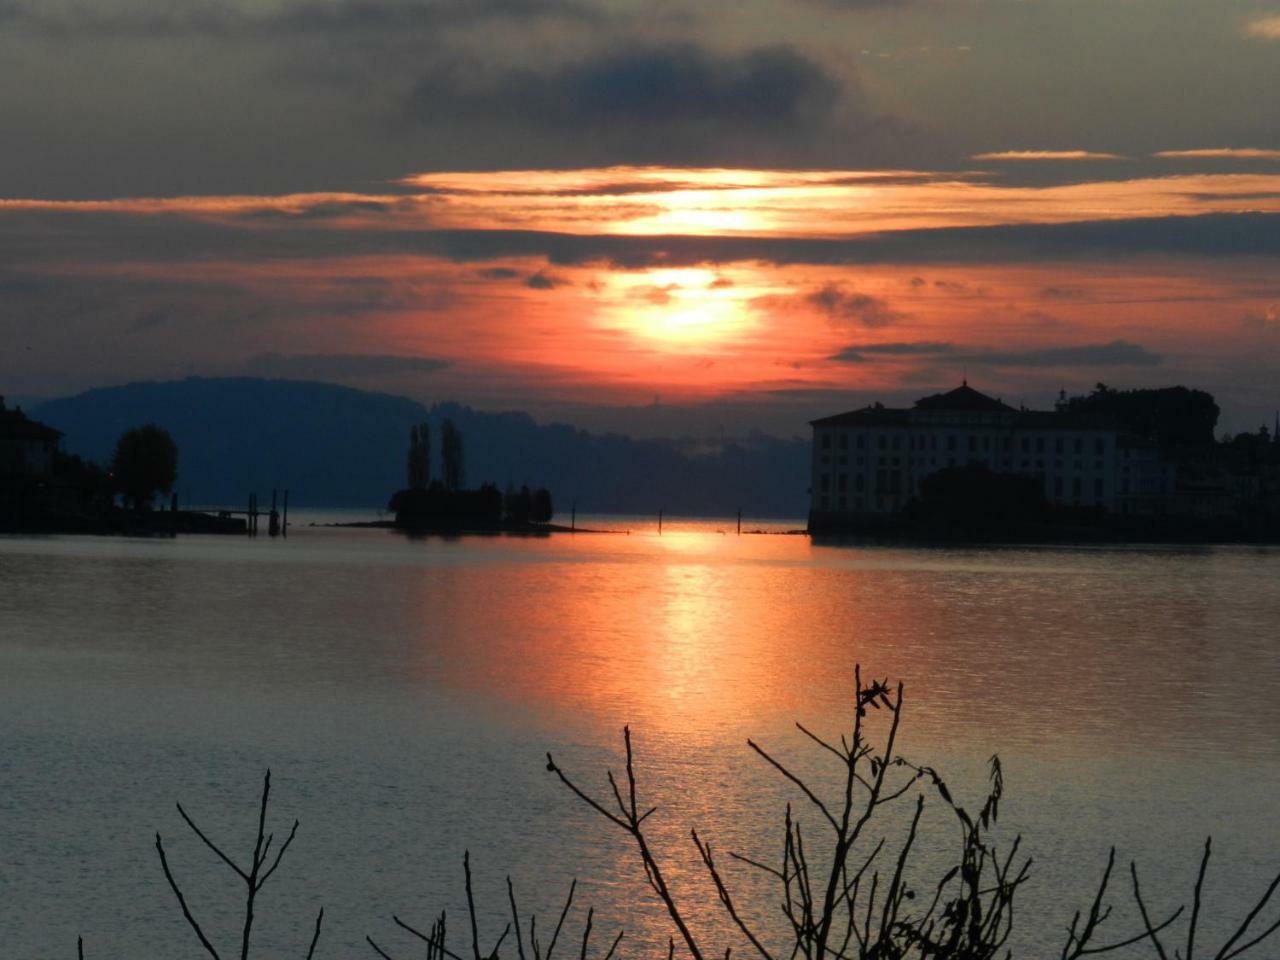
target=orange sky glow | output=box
[5,166,1280,429]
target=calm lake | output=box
[2,519,1279,959]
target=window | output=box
[821,433,831,449]
[838,474,847,491]
[1094,478,1103,499]
[1021,437,1030,453]
[892,435,901,451]
[878,435,886,451]
[839,433,848,450]
[1055,437,1064,454]
[1074,437,1084,454]
[948,435,957,451]
[1003,437,1012,452]
[1096,438,1105,455]
[968,435,977,452]
[1072,477,1082,499]
[821,474,830,491]
[857,434,865,450]
[856,474,865,493]
[1036,437,1045,453]
[1054,477,1063,497]
[983,436,991,451]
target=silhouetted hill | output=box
[34,378,810,516]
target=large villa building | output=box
[809,383,1175,523]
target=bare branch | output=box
[465,851,482,960]
[508,877,527,960]
[747,740,837,830]
[1130,862,1173,960]
[156,832,223,960]
[258,820,299,888]
[306,907,324,960]
[545,879,577,960]
[579,907,593,960]
[176,802,248,881]
[693,829,776,960]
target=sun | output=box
[602,268,757,348]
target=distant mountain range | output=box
[33,378,810,517]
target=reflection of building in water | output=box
[808,383,1176,519]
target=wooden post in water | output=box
[269,488,280,537]
[247,493,254,536]
[737,507,742,535]
[571,499,576,532]
[282,489,289,538]
[658,509,663,535]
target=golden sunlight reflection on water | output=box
[2,525,1279,958]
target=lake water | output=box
[2,519,1279,959]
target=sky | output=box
[2,0,1279,437]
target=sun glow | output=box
[602,268,757,348]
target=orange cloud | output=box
[1155,148,1280,160]
[971,150,1125,161]
[1246,15,1280,40]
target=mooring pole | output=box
[247,493,253,536]
[658,509,663,534]
[737,507,742,535]
[571,499,576,532]
[282,489,289,538]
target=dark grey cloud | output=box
[829,339,1162,368]
[405,43,858,164]
[7,210,1280,272]
[243,352,452,380]
[1039,285,1087,300]
[805,285,902,328]
[834,341,955,360]
[477,267,520,279]
[0,0,599,39]
[965,340,1161,368]
[525,271,569,289]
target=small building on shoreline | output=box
[0,397,62,479]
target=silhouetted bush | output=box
[74,669,1280,960]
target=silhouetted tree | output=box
[504,484,532,524]
[1062,384,1220,449]
[532,487,553,523]
[441,419,464,491]
[111,425,177,510]
[407,422,430,490]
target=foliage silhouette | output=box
[74,670,1280,960]
[110,424,177,510]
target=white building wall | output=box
[811,421,1120,515]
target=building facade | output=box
[809,384,1143,519]
[0,398,61,479]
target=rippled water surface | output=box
[2,519,1279,959]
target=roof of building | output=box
[811,383,1013,427]
[810,383,1120,431]
[810,405,911,427]
[0,401,62,441]
[913,383,1016,413]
